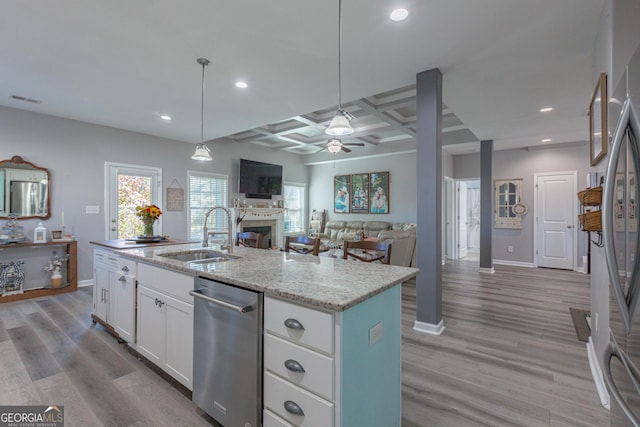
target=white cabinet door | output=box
[113,274,136,343]
[164,294,194,389]
[137,285,164,366]
[93,263,109,322]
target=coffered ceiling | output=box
[0,1,604,158]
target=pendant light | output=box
[325,0,355,137]
[192,57,213,161]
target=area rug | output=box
[569,308,591,342]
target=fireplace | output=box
[242,226,272,249]
[231,208,285,249]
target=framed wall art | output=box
[350,173,369,213]
[369,172,390,214]
[334,175,350,213]
[589,72,608,166]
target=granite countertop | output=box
[115,242,419,312]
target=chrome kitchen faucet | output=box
[202,206,232,253]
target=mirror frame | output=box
[0,155,51,220]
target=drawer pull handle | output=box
[119,276,126,282]
[284,400,305,416]
[121,266,129,273]
[284,359,305,373]
[284,318,305,330]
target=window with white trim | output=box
[284,182,305,233]
[188,171,228,241]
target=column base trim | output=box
[478,267,495,274]
[413,319,445,335]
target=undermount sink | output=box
[159,250,238,264]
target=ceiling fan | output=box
[326,137,364,153]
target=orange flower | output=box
[135,204,162,222]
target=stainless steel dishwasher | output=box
[190,277,263,427]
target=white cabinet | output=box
[263,286,402,427]
[263,296,336,427]
[136,262,194,390]
[92,248,137,344]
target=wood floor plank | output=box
[34,372,103,427]
[0,339,42,405]
[7,325,61,382]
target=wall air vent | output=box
[10,95,42,104]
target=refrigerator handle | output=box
[603,97,634,333]
[603,342,640,427]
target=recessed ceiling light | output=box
[235,81,248,89]
[539,107,553,112]
[541,138,552,143]
[390,8,409,21]
[160,115,172,121]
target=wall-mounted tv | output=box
[238,159,283,197]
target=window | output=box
[188,171,228,241]
[284,182,305,233]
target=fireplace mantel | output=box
[231,208,285,249]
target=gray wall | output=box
[0,106,307,282]
[453,144,592,266]
[307,152,417,224]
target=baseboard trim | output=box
[478,267,495,274]
[78,279,94,288]
[413,320,445,335]
[576,266,586,274]
[493,259,535,268]
[587,337,610,409]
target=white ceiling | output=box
[0,1,604,158]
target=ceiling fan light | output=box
[192,143,212,161]
[326,113,354,136]
[327,138,342,153]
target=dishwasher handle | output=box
[190,289,254,313]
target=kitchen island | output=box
[93,241,419,427]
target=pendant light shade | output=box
[192,143,212,160]
[192,57,212,161]
[326,111,354,136]
[325,0,355,137]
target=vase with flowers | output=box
[135,204,162,237]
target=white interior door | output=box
[457,181,468,259]
[536,172,576,269]
[444,178,455,260]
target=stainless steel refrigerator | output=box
[603,42,640,426]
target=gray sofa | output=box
[313,220,416,267]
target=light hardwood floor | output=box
[0,259,608,426]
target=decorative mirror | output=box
[0,156,50,219]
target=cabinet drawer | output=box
[94,249,118,267]
[265,297,334,354]
[264,333,334,401]
[264,372,333,427]
[137,262,193,303]
[264,409,294,427]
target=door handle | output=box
[567,225,573,229]
[284,400,305,416]
[189,289,254,313]
[284,359,306,373]
[119,276,126,282]
[121,266,129,273]
[603,342,640,426]
[284,318,305,330]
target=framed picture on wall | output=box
[350,173,369,213]
[334,175,350,213]
[589,72,608,166]
[369,172,390,214]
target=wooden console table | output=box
[0,240,77,303]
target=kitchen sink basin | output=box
[159,250,237,263]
